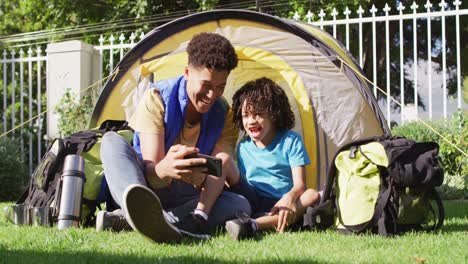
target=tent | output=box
[91,9,390,190]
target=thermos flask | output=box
[57,154,85,229]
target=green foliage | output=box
[0,0,200,43]
[54,89,94,138]
[0,138,29,201]
[392,112,468,199]
[438,172,468,200]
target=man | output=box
[97,32,249,243]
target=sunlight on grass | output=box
[0,201,466,263]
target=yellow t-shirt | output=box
[129,89,237,156]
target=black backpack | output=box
[303,136,445,236]
[15,120,133,227]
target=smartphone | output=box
[184,153,222,177]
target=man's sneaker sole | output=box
[123,184,182,243]
[178,229,211,240]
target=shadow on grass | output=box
[441,222,468,233]
[0,248,327,264]
[443,200,468,219]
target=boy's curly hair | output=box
[187,32,238,72]
[232,77,295,132]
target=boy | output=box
[226,77,320,240]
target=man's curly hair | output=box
[187,32,238,72]
[232,77,295,132]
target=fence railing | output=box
[1,2,467,174]
[1,46,47,175]
[292,0,467,126]
[95,32,146,84]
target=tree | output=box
[264,0,468,113]
[1,0,466,110]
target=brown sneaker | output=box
[95,209,132,232]
[225,211,256,240]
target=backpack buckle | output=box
[349,146,358,159]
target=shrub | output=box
[391,112,467,199]
[0,138,29,201]
[54,89,94,138]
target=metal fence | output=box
[1,46,47,174]
[1,2,467,173]
[293,1,467,125]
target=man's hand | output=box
[155,144,208,187]
[269,194,297,233]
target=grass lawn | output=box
[0,201,466,264]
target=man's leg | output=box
[99,132,181,242]
[100,131,146,206]
[123,184,182,243]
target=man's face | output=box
[184,65,229,113]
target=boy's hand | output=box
[155,144,208,186]
[269,194,297,233]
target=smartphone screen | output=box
[184,153,222,177]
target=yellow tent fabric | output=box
[91,10,389,190]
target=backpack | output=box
[15,120,133,227]
[303,136,445,236]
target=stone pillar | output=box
[46,40,100,139]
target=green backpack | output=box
[13,120,133,227]
[304,136,445,236]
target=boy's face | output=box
[241,101,275,148]
[184,65,229,114]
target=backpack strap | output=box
[98,120,133,132]
[428,188,445,231]
[339,145,397,235]
[323,136,384,200]
[371,177,393,233]
[304,136,387,230]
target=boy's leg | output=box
[167,191,251,233]
[195,152,237,215]
[256,188,320,231]
[228,177,259,214]
[196,173,225,215]
[295,188,321,216]
[208,191,251,229]
[224,196,274,240]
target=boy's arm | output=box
[211,108,240,186]
[271,165,307,232]
[287,166,307,200]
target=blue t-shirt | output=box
[237,130,311,199]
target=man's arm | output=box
[139,132,169,188]
[139,132,208,188]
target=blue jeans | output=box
[100,131,251,230]
[229,177,278,217]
